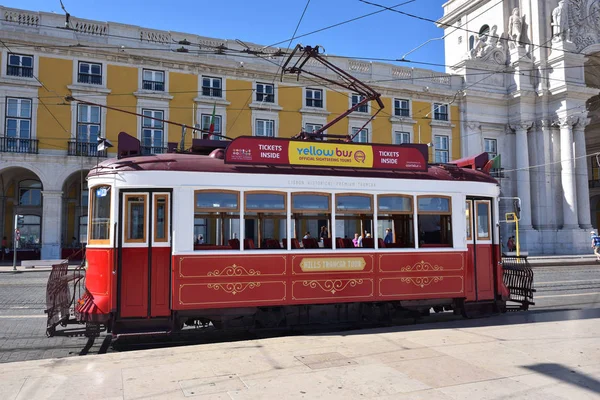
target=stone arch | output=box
[61,169,90,251]
[0,166,44,260]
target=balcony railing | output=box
[68,140,107,157]
[0,137,38,153]
[142,80,164,91]
[202,87,222,97]
[7,65,33,78]
[77,73,102,85]
[141,145,166,155]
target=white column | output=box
[574,121,592,228]
[559,118,579,229]
[41,190,63,260]
[538,119,555,228]
[514,122,533,228]
[551,125,563,226]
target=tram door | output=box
[119,191,172,318]
[465,198,495,301]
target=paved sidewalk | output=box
[1,309,599,399]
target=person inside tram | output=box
[197,234,204,244]
[303,231,311,239]
[419,216,441,243]
[319,225,328,241]
[352,233,360,247]
[384,228,393,244]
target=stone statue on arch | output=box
[551,0,570,42]
[508,7,524,49]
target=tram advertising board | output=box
[224,137,428,171]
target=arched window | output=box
[469,35,475,50]
[18,179,41,206]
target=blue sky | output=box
[4,0,448,70]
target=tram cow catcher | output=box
[44,44,532,341]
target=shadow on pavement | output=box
[524,363,600,394]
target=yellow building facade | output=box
[0,6,463,260]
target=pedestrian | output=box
[591,231,600,261]
[1,236,7,261]
[507,236,515,252]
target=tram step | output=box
[114,329,172,338]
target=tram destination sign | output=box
[224,137,428,171]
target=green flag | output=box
[490,154,501,169]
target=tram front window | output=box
[417,196,452,247]
[377,195,414,248]
[194,190,240,250]
[292,193,331,249]
[336,194,373,248]
[89,185,111,244]
[245,192,286,250]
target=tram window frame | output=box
[194,190,240,251]
[88,185,111,245]
[244,191,287,250]
[336,193,374,249]
[465,200,473,241]
[124,194,148,244]
[291,192,331,250]
[417,195,453,247]
[475,200,491,240]
[377,194,414,248]
[153,193,169,244]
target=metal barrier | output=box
[45,249,86,337]
[502,255,535,310]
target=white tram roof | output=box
[90,152,498,186]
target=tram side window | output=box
[476,200,491,239]
[466,200,473,241]
[154,195,169,243]
[336,194,374,248]
[377,195,414,248]
[292,193,331,249]
[194,191,240,251]
[245,192,286,250]
[125,195,147,243]
[417,196,452,247]
[89,186,111,244]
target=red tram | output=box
[44,45,528,341]
[46,134,514,339]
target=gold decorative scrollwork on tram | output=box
[400,276,443,288]
[302,279,363,295]
[400,260,444,272]
[207,264,261,277]
[206,282,261,295]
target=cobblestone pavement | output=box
[0,265,598,364]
